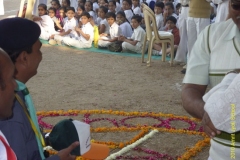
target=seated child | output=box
[92,0,99,12]
[119,15,146,54]
[51,0,61,18]
[154,2,164,31]
[108,0,116,14]
[132,0,141,15]
[152,16,180,56]
[48,7,63,31]
[51,7,78,44]
[62,11,94,48]
[98,12,121,47]
[122,0,134,22]
[96,6,109,34]
[116,11,132,38]
[75,5,85,23]
[203,71,240,160]
[85,1,97,25]
[59,7,67,27]
[163,2,178,26]
[33,4,57,40]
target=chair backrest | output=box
[142,4,162,42]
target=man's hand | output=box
[57,141,80,160]
[202,112,221,138]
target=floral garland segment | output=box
[37,109,209,160]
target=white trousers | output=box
[36,21,51,40]
[187,17,210,57]
[62,37,92,48]
[98,38,112,47]
[122,42,142,54]
[174,7,189,62]
[215,0,229,23]
[0,0,4,15]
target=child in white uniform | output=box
[85,1,97,25]
[48,7,63,31]
[34,4,57,40]
[132,0,141,15]
[62,12,94,48]
[122,0,134,22]
[52,7,78,44]
[154,2,164,31]
[119,15,146,54]
[98,12,122,47]
[116,11,133,38]
[108,0,117,14]
[97,6,110,34]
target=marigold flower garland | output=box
[37,109,209,160]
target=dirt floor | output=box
[1,1,210,159]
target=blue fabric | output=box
[15,80,45,160]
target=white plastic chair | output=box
[141,4,174,66]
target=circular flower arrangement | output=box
[38,109,210,160]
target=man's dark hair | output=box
[106,12,116,20]
[176,3,181,9]
[165,2,174,10]
[131,15,142,23]
[3,47,32,64]
[155,2,164,9]
[81,11,90,18]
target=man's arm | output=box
[181,83,207,119]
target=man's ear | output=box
[15,51,29,67]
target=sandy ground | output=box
[1,1,210,159]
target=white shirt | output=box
[70,0,78,11]
[39,15,56,35]
[116,2,121,13]
[78,22,94,44]
[0,0,4,15]
[63,17,78,37]
[131,25,145,48]
[132,6,142,15]
[180,0,189,5]
[120,21,133,38]
[155,14,164,31]
[100,19,110,34]
[109,22,121,39]
[183,19,240,88]
[93,2,99,12]
[124,10,134,23]
[88,11,97,24]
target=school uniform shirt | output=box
[100,19,110,34]
[0,131,17,160]
[93,2,99,12]
[155,13,164,31]
[0,91,60,160]
[124,9,134,23]
[120,21,133,38]
[63,17,78,37]
[116,2,121,13]
[131,25,145,48]
[109,22,121,39]
[132,6,141,15]
[40,15,56,35]
[78,22,94,45]
[88,11,97,24]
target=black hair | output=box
[63,0,71,6]
[99,6,108,14]
[105,12,116,20]
[117,11,127,20]
[4,46,32,64]
[77,5,85,11]
[114,0,120,4]
[165,2,174,10]
[38,3,47,11]
[108,0,116,6]
[166,16,177,24]
[104,0,109,4]
[48,7,57,14]
[66,6,75,12]
[85,1,93,11]
[155,2,164,9]
[122,0,132,6]
[131,14,142,23]
[78,0,86,5]
[81,11,90,18]
[59,6,66,12]
[51,0,61,7]
[176,3,181,9]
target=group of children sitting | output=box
[33,0,180,55]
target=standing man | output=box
[182,0,240,159]
[173,0,189,65]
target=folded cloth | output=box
[203,73,240,133]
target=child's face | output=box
[77,8,83,15]
[66,10,75,19]
[59,9,65,17]
[164,6,173,16]
[131,18,140,29]
[132,0,139,7]
[154,6,162,15]
[81,15,89,24]
[38,6,46,16]
[108,2,116,12]
[78,0,85,6]
[48,9,55,18]
[98,8,105,18]
[62,0,68,7]
[107,17,115,26]
[166,20,175,29]
[84,2,92,12]
[99,0,105,7]
[116,14,125,24]
[122,1,130,10]
[51,1,59,9]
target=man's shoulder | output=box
[209,19,234,35]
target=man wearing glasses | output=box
[182,0,240,159]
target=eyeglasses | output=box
[231,0,240,10]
